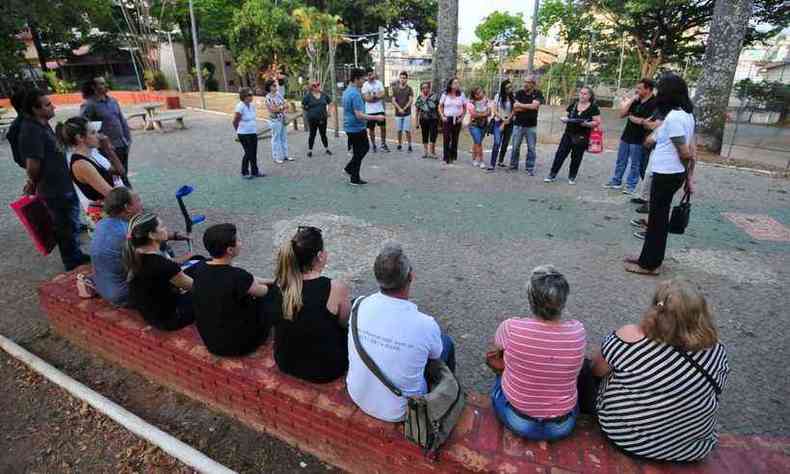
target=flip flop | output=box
[624,262,660,275]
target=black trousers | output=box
[308,118,329,150]
[238,133,260,175]
[639,172,686,270]
[442,118,462,163]
[114,145,132,187]
[420,118,439,144]
[549,132,587,180]
[345,130,370,180]
[43,193,88,270]
[639,146,651,179]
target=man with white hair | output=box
[346,242,455,422]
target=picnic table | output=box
[138,102,164,130]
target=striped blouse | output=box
[495,318,586,418]
[596,332,729,462]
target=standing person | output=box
[624,74,696,275]
[302,80,333,157]
[491,80,515,169]
[467,86,492,169]
[265,79,291,164]
[361,69,389,152]
[233,88,264,179]
[604,79,657,194]
[19,89,90,270]
[342,68,386,185]
[414,82,440,159]
[391,71,414,152]
[80,77,132,186]
[438,77,467,166]
[192,223,274,356]
[544,86,602,185]
[509,76,544,174]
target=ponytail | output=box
[275,240,304,320]
[122,213,159,280]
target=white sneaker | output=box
[285,156,295,161]
[274,159,284,164]
[568,179,576,185]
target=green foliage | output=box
[43,71,76,94]
[735,79,790,108]
[470,11,530,70]
[143,70,168,90]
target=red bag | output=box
[588,126,604,154]
[9,195,56,255]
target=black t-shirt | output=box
[302,92,331,123]
[192,264,269,356]
[70,153,115,201]
[513,89,544,127]
[564,101,601,138]
[265,277,348,383]
[18,118,73,198]
[128,253,183,327]
[621,96,657,144]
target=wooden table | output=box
[138,102,164,130]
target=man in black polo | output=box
[604,79,657,195]
[509,75,544,175]
[20,89,90,270]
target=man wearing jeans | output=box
[509,76,544,175]
[604,79,657,194]
[343,69,385,185]
[20,89,90,270]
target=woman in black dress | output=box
[545,86,602,185]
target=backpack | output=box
[7,116,26,168]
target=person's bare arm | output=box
[72,160,114,197]
[583,114,602,128]
[232,112,241,131]
[590,347,611,377]
[672,134,697,192]
[523,100,541,111]
[619,96,635,118]
[438,101,446,121]
[24,159,42,195]
[98,135,125,176]
[247,278,270,297]
[169,272,193,291]
[328,279,351,326]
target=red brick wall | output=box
[0,91,180,109]
[38,272,786,474]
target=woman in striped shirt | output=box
[490,265,587,441]
[591,279,729,462]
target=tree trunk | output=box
[694,0,753,154]
[432,0,458,91]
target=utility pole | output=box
[353,38,359,68]
[189,0,206,109]
[615,32,625,93]
[166,32,182,93]
[378,27,386,83]
[527,0,540,74]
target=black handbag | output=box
[669,192,691,234]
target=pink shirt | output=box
[495,317,586,418]
[440,92,467,117]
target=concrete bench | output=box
[151,112,186,132]
[39,271,783,474]
[124,111,147,125]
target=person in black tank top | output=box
[56,116,117,201]
[267,226,351,383]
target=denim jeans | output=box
[469,125,485,145]
[490,121,513,167]
[439,334,456,373]
[509,126,537,171]
[270,119,288,161]
[491,376,577,441]
[43,193,88,270]
[609,141,644,191]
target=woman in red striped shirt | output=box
[489,265,587,441]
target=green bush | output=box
[143,70,168,90]
[44,71,77,94]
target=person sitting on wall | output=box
[346,241,456,422]
[192,223,274,356]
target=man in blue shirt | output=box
[342,68,385,185]
[81,77,132,186]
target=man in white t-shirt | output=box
[361,69,389,153]
[346,242,455,422]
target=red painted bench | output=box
[39,272,789,473]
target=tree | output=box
[591,0,790,78]
[470,11,530,70]
[694,0,753,153]
[293,7,345,86]
[229,0,304,84]
[432,0,459,91]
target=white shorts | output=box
[395,116,412,132]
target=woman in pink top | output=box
[489,265,586,441]
[438,77,467,165]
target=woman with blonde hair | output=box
[268,226,350,383]
[591,279,729,462]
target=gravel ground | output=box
[0,107,788,469]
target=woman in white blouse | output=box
[438,77,467,166]
[232,88,264,179]
[625,73,696,275]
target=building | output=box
[159,41,242,93]
[370,36,433,85]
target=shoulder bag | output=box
[350,297,465,457]
[669,192,691,234]
[669,345,722,400]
